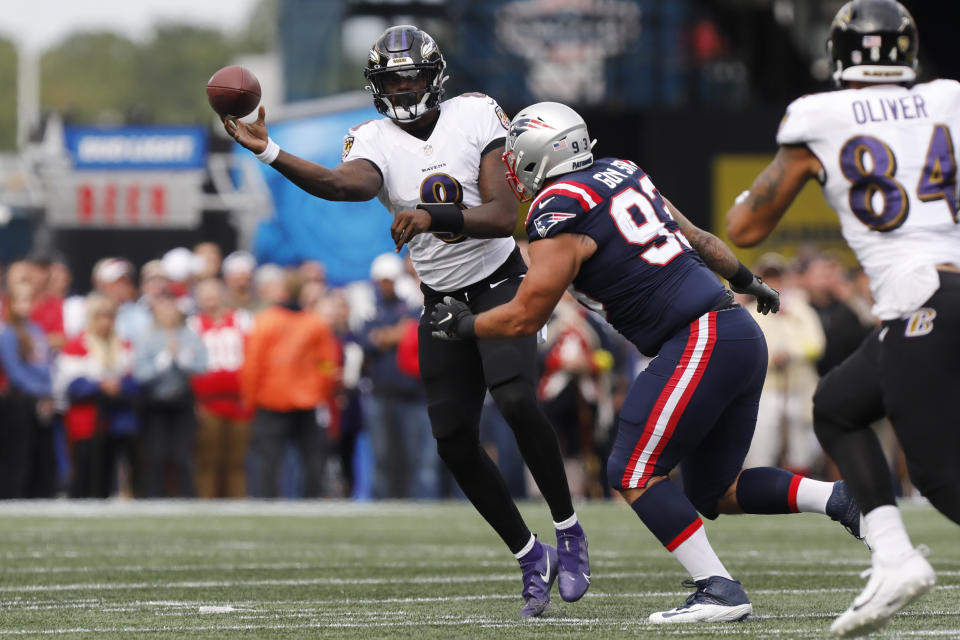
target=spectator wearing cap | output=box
[222,251,257,311]
[740,253,826,476]
[253,263,286,313]
[0,282,56,498]
[359,254,440,499]
[88,258,149,344]
[161,247,201,315]
[55,293,140,498]
[242,272,339,498]
[134,291,207,498]
[188,278,254,498]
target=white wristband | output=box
[256,138,280,165]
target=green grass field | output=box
[0,500,956,639]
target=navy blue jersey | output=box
[525,157,729,356]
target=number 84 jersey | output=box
[777,79,960,320]
[525,157,729,357]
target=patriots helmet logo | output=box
[509,116,555,141]
[533,212,576,238]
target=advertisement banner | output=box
[64,126,208,170]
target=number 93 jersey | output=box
[342,94,515,291]
[525,157,730,357]
[777,79,960,320]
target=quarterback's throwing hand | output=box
[392,208,431,252]
[430,296,476,340]
[222,105,269,154]
[733,275,780,315]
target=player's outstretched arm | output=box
[391,146,518,250]
[664,198,780,314]
[223,106,381,202]
[431,234,591,339]
[725,144,822,247]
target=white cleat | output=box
[649,577,753,623]
[831,545,936,637]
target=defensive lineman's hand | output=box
[732,275,780,315]
[430,296,475,340]
[222,105,269,154]
[391,208,432,252]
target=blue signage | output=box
[64,126,208,170]
[237,104,398,285]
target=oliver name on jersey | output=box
[525,157,730,356]
[778,79,960,319]
[343,93,515,292]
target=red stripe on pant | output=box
[620,318,703,488]
[666,517,704,552]
[639,313,718,487]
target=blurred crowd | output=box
[736,248,913,495]
[0,241,912,500]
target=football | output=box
[206,65,261,118]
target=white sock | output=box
[514,534,536,560]
[554,513,579,530]
[795,478,834,514]
[671,524,732,581]
[864,505,914,560]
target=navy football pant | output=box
[607,305,767,519]
[814,271,960,524]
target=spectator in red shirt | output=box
[55,293,140,498]
[188,278,254,498]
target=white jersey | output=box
[342,94,516,291]
[778,79,960,319]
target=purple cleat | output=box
[556,523,591,602]
[519,541,558,617]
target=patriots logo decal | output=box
[533,212,576,238]
[509,117,555,140]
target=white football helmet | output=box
[502,102,596,202]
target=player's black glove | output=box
[728,262,780,315]
[430,296,477,340]
[732,275,780,315]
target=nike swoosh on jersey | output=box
[539,196,556,208]
[490,277,510,288]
